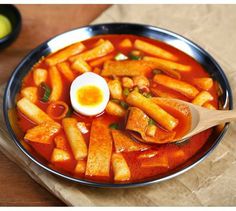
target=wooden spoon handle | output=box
[184,108,236,139]
[200,109,236,126]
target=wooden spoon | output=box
[175,99,235,143]
[128,98,235,144]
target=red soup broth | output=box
[15,34,219,183]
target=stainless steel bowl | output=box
[3,23,233,188]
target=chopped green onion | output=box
[111,99,120,104]
[129,54,141,60]
[40,82,51,102]
[123,88,130,96]
[65,106,73,117]
[148,118,156,126]
[133,87,140,93]
[152,69,162,75]
[129,50,142,60]
[114,53,128,61]
[143,92,152,98]
[120,101,129,109]
[109,123,119,130]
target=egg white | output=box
[70,72,110,116]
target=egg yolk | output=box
[77,85,103,107]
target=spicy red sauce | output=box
[16,34,219,183]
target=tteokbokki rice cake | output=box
[13,34,220,183]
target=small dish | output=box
[0,5,21,50]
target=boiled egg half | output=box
[70,72,110,116]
